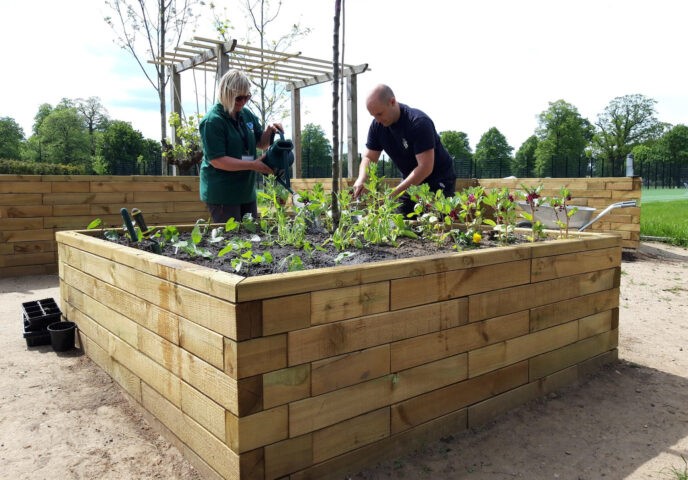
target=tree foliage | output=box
[534,100,593,177]
[513,135,538,177]
[0,117,25,160]
[593,94,665,172]
[96,120,147,175]
[1,97,159,174]
[474,127,513,178]
[440,130,472,177]
[38,106,91,167]
[300,123,332,178]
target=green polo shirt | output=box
[199,103,263,205]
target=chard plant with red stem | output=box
[550,186,578,238]
[407,184,450,244]
[519,183,547,242]
[483,187,518,244]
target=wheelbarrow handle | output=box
[578,200,637,232]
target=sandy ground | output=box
[1,241,686,480]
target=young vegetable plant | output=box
[519,184,547,242]
[444,186,486,249]
[483,187,518,245]
[349,167,417,247]
[172,218,213,258]
[87,218,121,242]
[550,186,578,238]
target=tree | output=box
[76,97,110,155]
[512,135,538,177]
[76,97,110,135]
[474,127,513,178]
[0,117,25,160]
[96,120,146,175]
[534,100,593,177]
[104,0,202,149]
[440,130,473,177]
[38,106,91,168]
[301,123,332,178]
[655,124,688,187]
[593,94,665,175]
[211,0,312,127]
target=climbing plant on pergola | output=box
[152,36,368,179]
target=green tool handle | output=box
[120,208,138,242]
[131,208,148,232]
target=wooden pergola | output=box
[152,36,369,177]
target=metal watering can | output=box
[263,131,295,194]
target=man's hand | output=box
[352,178,367,199]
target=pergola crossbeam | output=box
[153,37,368,177]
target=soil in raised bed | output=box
[113,226,527,278]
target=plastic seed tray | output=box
[22,320,52,347]
[22,298,62,331]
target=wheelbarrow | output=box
[517,200,637,232]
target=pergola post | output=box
[291,88,302,178]
[169,65,182,176]
[346,74,359,178]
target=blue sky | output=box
[1,0,687,152]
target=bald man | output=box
[353,84,456,215]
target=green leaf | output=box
[104,229,119,241]
[334,251,355,265]
[191,225,202,244]
[224,218,239,232]
[87,218,102,229]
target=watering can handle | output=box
[270,129,285,145]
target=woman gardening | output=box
[199,69,284,223]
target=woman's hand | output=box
[253,154,274,175]
[258,123,285,149]
[267,123,284,135]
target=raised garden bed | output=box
[57,225,621,479]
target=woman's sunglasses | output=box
[235,94,252,103]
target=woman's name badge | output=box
[241,155,254,161]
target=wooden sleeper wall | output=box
[2,175,640,278]
[0,175,208,278]
[57,229,621,479]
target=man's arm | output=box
[390,148,434,198]
[352,149,381,198]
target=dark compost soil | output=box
[117,228,519,278]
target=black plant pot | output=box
[47,321,76,352]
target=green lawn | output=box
[641,186,688,204]
[640,195,688,246]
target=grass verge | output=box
[641,199,688,247]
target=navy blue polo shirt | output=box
[366,103,455,188]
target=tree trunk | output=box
[331,0,341,228]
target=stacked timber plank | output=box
[478,176,642,250]
[0,175,208,277]
[57,228,621,479]
[2,175,640,278]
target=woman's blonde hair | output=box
[218,69,251,112]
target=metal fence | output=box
[295,153,688,188]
